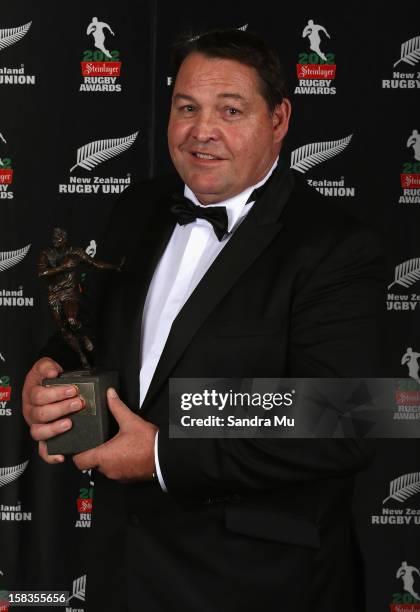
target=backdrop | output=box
[1,2,419,611]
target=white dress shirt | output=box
[139,159,278,490]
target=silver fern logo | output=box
[387,260,420,312]
[70,131,138,173]
[0,22,31,52]
[372,472,420,526]
[67,575,86,604]
[0,22,35,86]
[0,245,30,272]
[394,36,420,68]
[0,460,29,488]
[384,473,420,504]
[59,133,137,195]
[291,135,352,173]
[291,135,355,197]
[383,34,420,90]
[388,259,420,290]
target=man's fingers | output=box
[32,396,84,423]
[33,357,63,380]
[23,385,81,428]
[38,441,65,465]
[31,418,73,442]
[23,358,68,466]
[29,384,79,408]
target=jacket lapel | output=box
[141,164,295,411]
[118,190,179,409]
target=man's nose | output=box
[190,111,219,142]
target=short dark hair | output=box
[170,29,288,113]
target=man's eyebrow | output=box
[172,93,247,103]
[172,93,196,102]
[217,93,246,101]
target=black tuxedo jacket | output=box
[43,161,384,612]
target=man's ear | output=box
[272,99,292,145]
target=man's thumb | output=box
[106,388,131,423]
[107,387,119,400]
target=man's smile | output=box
[188,150,226,164]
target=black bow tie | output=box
[170,183,268,241]
[170,195,228,241]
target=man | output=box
[23,30,383,611]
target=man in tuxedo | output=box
[23,30,383,611]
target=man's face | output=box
[168,52,291,205]
[52,230,66,248]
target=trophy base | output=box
[43,369,118,456]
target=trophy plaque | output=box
[43,369,118,455]
[39,227,124,455]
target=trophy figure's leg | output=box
[63,298,92,368]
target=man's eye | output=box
[180,105,195,112]
[225,107,241,116]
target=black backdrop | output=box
[1,2,420,611]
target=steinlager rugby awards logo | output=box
[382,34,420,90]
[397,348,420,421]
[294,19,336,95]
[387,259,420,311]
[0,375,12,417]
[290,135,355,196]
[371,472,420,526]
[0,569,8,612]
[80,17,122,92]
[75,470,94,528]
[398,130,420,204]
[59,131,138,195]
[0,460,32,523]
[0,132,13,199]
[0,22,35,86]
[390,560,420,610]
[0,245,34,309]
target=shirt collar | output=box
[184,157,279,234]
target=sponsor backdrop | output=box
[0,1,419,610]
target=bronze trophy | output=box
[39,227,124,455]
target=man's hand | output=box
[73,388,158,483]
[22,357,84,464]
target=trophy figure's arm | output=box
[77,248,124,272]
[37,250,77,278]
